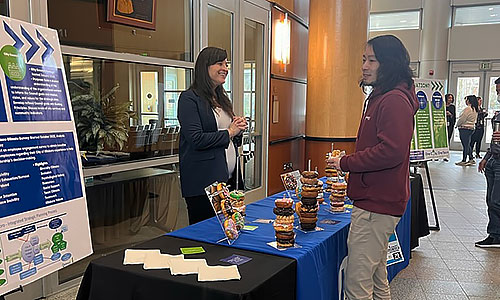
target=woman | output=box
[445,93,456,143]
[455,95,478,166]
[177,47,247,224]
[470,96,488,158]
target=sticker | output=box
[220,254,252,265]
[180,247,205,255]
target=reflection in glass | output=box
[485,77,499,144]
[48,0,193,61]
[453,77,480,142]
[208,5,233,99]
[243,19,264,191]
[64,55,191,165]
[0,0,7,16]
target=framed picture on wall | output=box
[107,0,157,30]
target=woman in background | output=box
[445,93,456,162]
[455,95,478,166]
[446,93,456,143]
[177,47,247,224]
[470,96,488,158]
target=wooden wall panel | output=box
[305,140,356,177]
[271,0,310,24]
[268,139,305,195]
[271,8,308,81]
[269,79,306,141]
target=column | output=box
[306,0,370,173]
[419,0,451,79]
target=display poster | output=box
[410,79,449,161]
[0,16,92,295]
[386,232,404,266]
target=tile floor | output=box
[391,151,500,300]
[48,151,500,300]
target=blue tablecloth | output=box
[169,190,411,300]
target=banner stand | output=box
[0,285,23,300]
[410,160,440,231]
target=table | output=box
[410,173,430,249]
[76,235,296,300]
[169,187,412,300]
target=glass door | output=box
[449,72,481,150]
[450,70,500,151]
[239,2,269,201]
[484,72,500,150]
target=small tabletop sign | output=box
[280,170,301,198]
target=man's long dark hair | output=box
[191,47,234,116]
[466,95,479,112]
[365,35,414,94]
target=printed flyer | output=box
[0,16,92,295]
[410,79,449,161]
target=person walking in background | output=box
[445,93,456,162]
[328,35,418,300]
[477,77,500,248]
[470,96,488,159]
[455,95,478,166]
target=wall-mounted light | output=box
[274,13,291,70]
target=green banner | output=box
[415,91,433,149]
[431,91,448,148]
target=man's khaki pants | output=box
[345,206,400,300]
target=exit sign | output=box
[480,62,492,70]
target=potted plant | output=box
[71,83,135,152]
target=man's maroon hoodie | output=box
[340,83,419,216]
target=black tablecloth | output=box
[410,174,430,249]
[76,235,296,300]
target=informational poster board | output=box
[0,16,92,294]
[410,79,449,161]
[386,232,404,266]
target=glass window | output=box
[0,0,7,16]
[453,76,480,142]
[369,11,420,31]
[208,5,233,99]
[485,76,499,143]
[64,55,191,166]
[48,0,193,61]
[243,19,264,191]
[454,5,500,26]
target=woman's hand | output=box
[228,117,248,138]
[233,116,248,131]
[228,121,241,138]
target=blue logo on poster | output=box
[432,92,443,110]
[416,91,427,110]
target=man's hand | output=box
[326,156,342,170]
[478,159,487,173]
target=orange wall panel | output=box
[268,139,305,195]
[269,78,306,141]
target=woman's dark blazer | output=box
[177,89,231,197]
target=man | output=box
[476,77,500,248]
[328,35,418,300]
[470,96,487,159]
